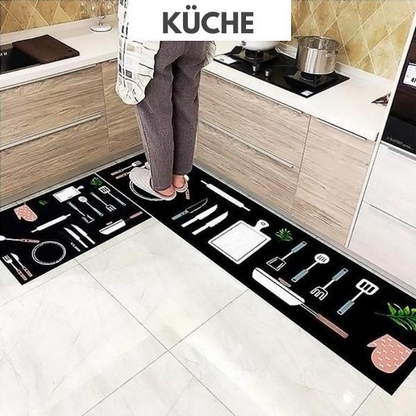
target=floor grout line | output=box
[78,261,168,351]
[168,349,238,416]
[168,289,249,352]
[351,385,377,416]
[80,350,170,416]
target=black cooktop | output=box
[215,46,349,98]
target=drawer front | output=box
[350,202,416,289]
[200,72,309,167]
[195,120,299,213]
[1,66,105,148]
[364,143,416,228]
[0,117,109,200]
[292,117,375,245]
[101,61,142,155]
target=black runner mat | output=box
[0,173,150,284]
[96,154,416,395]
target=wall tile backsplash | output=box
[1,0,415,79]
[291,0,415,79]
[0,0,116,34]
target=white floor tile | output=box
[354,370,416,416]
[0,258,77,308]
[172,291,375,416]
[85,353,233,416]
[0,265,165,416]
[81,222,246,349]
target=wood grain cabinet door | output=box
[0,117,109,201]
[196,120,300,213]
[292,118,375,245]
[101,61,142,156]
[0,66,105,149]
[200,72,310,168]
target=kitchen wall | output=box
[291,0,416,79]
[0,0,116,34]
[1,0,415,80]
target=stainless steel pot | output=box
[296,36,340,75]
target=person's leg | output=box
[135,42,185,194]
[171,42,207,189]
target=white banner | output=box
[127,0,291,41]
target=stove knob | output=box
[265,68,273,78]
[252,63,261,73]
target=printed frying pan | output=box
[209,220,270,264]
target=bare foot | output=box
[173,174,186,189]
[156,185,176,197]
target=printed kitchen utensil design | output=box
[14,204,38,222]
[91,192,117,212]
[192,212,229,236]
[253,268,348,338]
[31,241,67,266]
[99,212,143,235]
[67,201,94,224]
[181,205,218,228]
[3,255,27,281]
[368,335,415,374]
[64,227,88,249]
[10,253,32,278]
[0,235,40,244]
[31,214,71,233]
[267,241,308,272]
[53,186,84,203]
[111,161,142,176]
[291,253,330,283]
[72,224,95,245]
[310,268,349,301]
[338,279,379,315]
[78,196,104,217]
[99,186,127,207]
[209,220,271,264]
[172,198,208,220]
[201,180,250,211]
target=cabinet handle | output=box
[368,203,416,230]
[274,100,304,116]
[386,144,416,162]
[0,113,103,151]
[316,118,368,141]
[0,64,98,91]
[200,119,295,169]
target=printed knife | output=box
[171,198,208,221]
[64,227,88,249]
[181,205,218,228]
[192,212,229,235]
[71,224,95,245]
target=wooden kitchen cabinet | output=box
[0,65,105,149]
[292,118,375,245]
[200,72,310,168]
[196,120,300,213]
[0,117,109,201]
[101,61,142,156]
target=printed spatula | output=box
[292,253,330,283]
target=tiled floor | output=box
[0,220,414,416]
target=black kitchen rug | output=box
[0,174,150,284]
[96,154,416,395]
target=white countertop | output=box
[0,17,393,141]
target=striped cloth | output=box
[116,0,216,105]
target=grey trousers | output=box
[135,41,207,191]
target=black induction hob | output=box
[215,46,349,98]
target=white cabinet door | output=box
[364,143,416,228]
[349,202,416,289]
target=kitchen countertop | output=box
[0,17,393,141]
